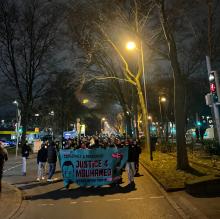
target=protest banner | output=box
[59,147,128,187]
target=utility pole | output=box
[206,56,220,143]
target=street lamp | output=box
[101,117,106,132]
[82,98,89,104]
[159,96,167,140]
[126,40,152,160]
[126,41,136,50]
[49,110,54,140]
[159,96,166,124]
[13,100,21,157]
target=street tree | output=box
[66,0,152,151]
[0,0,61,146]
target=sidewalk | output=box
[0,181,22,219]
[141,157,220,219]
[0,154,36,219]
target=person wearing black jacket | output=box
[0,141,8,192]
[134,140,142,176]
[21,142,31,176]
[36,144,48,181]
[125,139,136,188]
[47,141,57,182]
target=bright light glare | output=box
[126,41,136,50]
[82,99,89,104]
[102,117,106,121]
[13,100,18,105]
[209,74,215,82]
[160,97,166,102]
[148,116,152,120]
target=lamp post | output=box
[49,110,54,140]
[159,97,166,123]
[101,117,106,132]
[13,100,21,157]
[158,96,166,140]
[126,41,152,160]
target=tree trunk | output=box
[136,79,151,156]
[125,114,132,138]
[158,1,189,169]
[175,77,189,169]
[20,105,29,148]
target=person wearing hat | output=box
[0,141,8,192]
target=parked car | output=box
[0,139,16,148]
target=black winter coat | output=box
[37,147,48,163]
[47,145,57,163]
[127,144,137,162]
[22,144,31,158]
[0,146,8,174]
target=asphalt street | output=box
[3,155,182,219]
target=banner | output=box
[59,147,128,187]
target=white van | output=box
[186,127,214,144]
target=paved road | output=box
[3,156,182,219]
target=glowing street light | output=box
[13,100,18,106]
[101,117,106,131]
[125,40,152,159]
[49,110,54,116]
[126,41,136,50]
[160,97,167,102]
[148,116,152,120]
[82,98,89,104]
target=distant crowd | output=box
[1,135,143,190]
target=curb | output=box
[140,161,189,219]
[2,181,23,219]
[140,159,210,219]
[140,159,184,192]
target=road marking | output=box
[3,164,22,173]
[39,203,55,206]
[70,201,77,204]
[83,200,93,203]
[149,196,164,199]
[127,197,144,201]
[106,198,121,202]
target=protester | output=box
[125,139,136,188]
[36,143,48,181]
[0,141,8,192]
[21,141,31,176]
[134,140,141,176]
[47,141,57,182]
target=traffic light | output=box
[18,126,23,133]
[209,71,219,102]
[196,121,201,127]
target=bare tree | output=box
[0,0,61,146]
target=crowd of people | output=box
[1,135,142,190]
[62,135,142,188]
